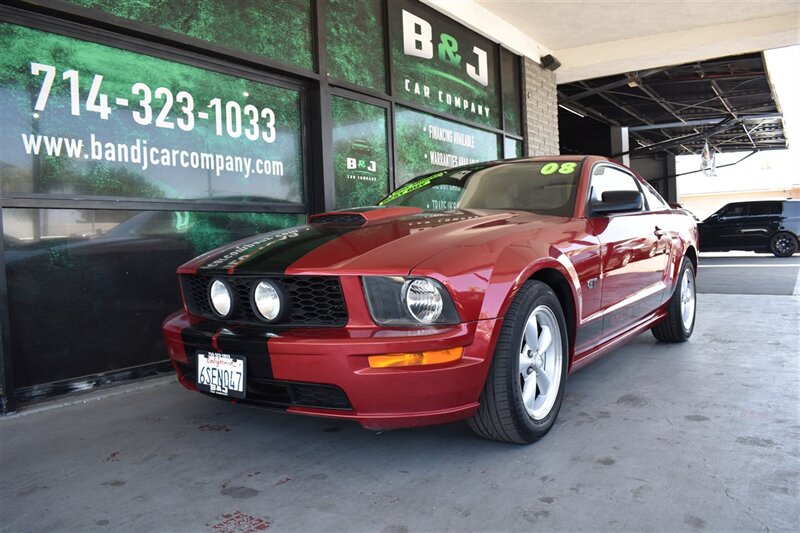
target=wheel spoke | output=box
[522,377,536,408]
[537,368,551,396]
[537,325,552,354]
[524,314,539,352]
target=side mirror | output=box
[591,190,643,215]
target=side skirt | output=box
[569,310,667,373]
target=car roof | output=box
[409,155,605,178]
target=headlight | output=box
[403,279,443,323]
[362,276,459,326]
[209,279,233,317]
[253,280,282,321]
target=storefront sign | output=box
[0,23,304,203]
[389,0,500,129]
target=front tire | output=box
[468,281,568,444]
[770,232,798,257]
[652,258,696,342]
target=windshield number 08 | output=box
[540,162,577,175]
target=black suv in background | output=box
[699,200,800,256]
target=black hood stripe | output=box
[197,225,363,274]
[237,225,359,274]
[180,321,283,380]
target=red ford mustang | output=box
[163,156,698,443]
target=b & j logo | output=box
[346,140,377,174]
[401,9,488,87]
[399,9,493,120]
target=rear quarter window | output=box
[782,201,800,217]
[747,202,781,216]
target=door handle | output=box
[654,227,666,238]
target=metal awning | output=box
[557,52,786,156]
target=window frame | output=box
[718,203,749,220]
[585,162,645,217]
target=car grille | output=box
[181,275,348,327]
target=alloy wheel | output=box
[519,305,563,420]
[680,267,696,330]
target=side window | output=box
[641,180,668,211]
[589,165,641,206]
[719,204,747,219]
[747,202,781,217]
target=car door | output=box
[737,201,782,249]
[587,164,670,340]
[700,203,748,250]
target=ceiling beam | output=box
[614,117,740,157]
[558,68,666,103]
[628,113,782,131]
[709,78,757,149]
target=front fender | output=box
[495,250,582,322]
[411,240,582,323]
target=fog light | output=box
[209,279,233,317]
[368,347,464,368]
[253,280,281,321]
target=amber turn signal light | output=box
[368,347,464,368]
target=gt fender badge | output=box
[588,278,598,289]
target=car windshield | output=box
[378,161,582,217]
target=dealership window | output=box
[0,16,309,402]
[501,48,523,136]
[331,95,390,208]
[325,0,386,92]
[0,0,527,406]
[63,0,315,71]
[504,137,523,159]
[0,23,306,205]
[2,207,302,392]
[394,106,501,184]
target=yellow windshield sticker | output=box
[378,171,446,205]
[540,162,577,175]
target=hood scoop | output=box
[309,207,422,226]
[309,213,367,226]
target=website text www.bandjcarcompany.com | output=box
[20,133,284,179]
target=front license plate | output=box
[197,351,246,399]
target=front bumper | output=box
[162,312,500,430]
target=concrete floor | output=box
[697,253,800,296]
[1,279,799,531]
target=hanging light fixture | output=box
[700,140,716,177]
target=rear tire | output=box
[770,232,798,257]
[468,281,568,444]
[652,258,696,342]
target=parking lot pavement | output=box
[1,293,799,533]
[697,252,800,295]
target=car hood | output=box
[179,206,570,276]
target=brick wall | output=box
[523,58,560,156]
